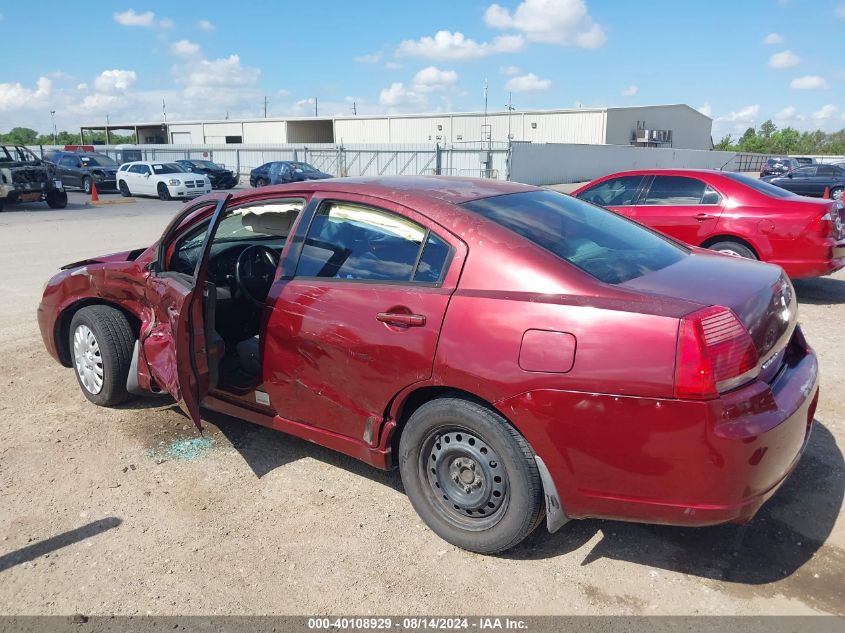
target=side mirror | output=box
[144,173,151,178]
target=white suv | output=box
[117,161,211,200]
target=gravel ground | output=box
[0,190,842,616]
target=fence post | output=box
[435,143,442,176]
[236,149,241,177]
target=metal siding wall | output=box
[509,143,740,185]
[242,121,287,144]
[167,124,203,143]
[604,107,713,150]
[521,111,605,144]
[334,119,391,143]
[201,122,247,138]
[389,117,453,143]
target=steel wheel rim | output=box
[83,179,91,194]
[718,247,744,258]
[419,426,508,531]
[73,325,104,394]
[833,189,843,201]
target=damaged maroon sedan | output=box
[37,177,819,553]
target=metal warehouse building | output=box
[82,104,712,150]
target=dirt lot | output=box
[0,191,843,616]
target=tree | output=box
[714,135,734,151]
[759,120,777,139]
[1,127,39,145]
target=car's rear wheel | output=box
[399,397,544,554]
[69,306,135,407]
[157,182,172,201]
[830,187,843,201]
[708,240,757,260]
[82,177,92,194]
[118,181,131,197]
[45,190,68,209]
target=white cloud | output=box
[411,66,459,93]
[172,54,261,111]
[171,40,201,56]
[354,53,381,64]
[378,82,427,112]
[158,18,174,29]
[76,82,88,91]
[484,0,606,48]
[113,9,155,27]
[697,102,712,117]
[0,77,51,111]
[836,5,845,17]
[790,75,830,90]
[720,104,760,123]
[774,106,798,121]
[198,19,214,30]
[384,61,403,70]
[621,85,638,96]
[94,70,137,94]
[506,73,552,92]
[812,104,838,120]
[397,30,525,60]
[499,65,521,76]
[768,50,799,69]
[763,33,783,45]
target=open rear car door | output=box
[142,195,230,430]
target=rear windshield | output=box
[722,172,796,199]
[461,190,686,284]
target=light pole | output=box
[50,110,57,144]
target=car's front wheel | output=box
[399,397,544,554]
[157,183,171,201]
[45,190,68,209]
[69,306,135,407]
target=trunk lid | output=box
[621,251,797,367]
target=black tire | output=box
[399,397,544,554]
[830,187,844,201]
[708,240,757,260]
[157,183,171,201]
[68,306,135,407]
[45,190,68,209]
[82,177,92,194]
[118,180,131,197]
[256,178,269,188]
[0,198,4,212]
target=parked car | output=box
[116,161,211,200]
[38,176,818,553]
[249,161,332,187]
[793,157,816,166]
[762,163,845,200]
[175,159,239,190]
[760,157,799,177]
[0,145,67,211]
[572,169,844,278]
[44,150,119,194]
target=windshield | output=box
[461,190,687,285]
[188,160,218,169]
[292,162,318,173]
[152,163,186,174]
[723,172,797,199]
[81,154,117,167]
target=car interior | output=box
[168,199,303,393]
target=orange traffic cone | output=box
[90,181,99,203]
[823,186,830,199]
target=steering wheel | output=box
[235,244,280,306]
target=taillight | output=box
[674,306,759,400]
[814,204,844,239]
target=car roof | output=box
[236,175,537,206]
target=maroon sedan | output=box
[37,177,818,553]
[572,169,845,279]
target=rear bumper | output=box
[93,178,117,191]
[496,331,819,527]
[771,239,845,278]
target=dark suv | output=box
[760,157,799,178]
[44,150,119,193]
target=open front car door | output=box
[141,195,230,430]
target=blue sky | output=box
[1,0,843,139]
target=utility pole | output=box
[506,92,515,141]
[352,101,357,116]
[105,113,111,145]
[50,110,57,145]
[482,79,489,148]
[315,97,318,117]
[162,99,167,123]
[264,96,268,118]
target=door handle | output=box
[376,312,426,327]
[694,212,716,221]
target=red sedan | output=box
[37,177,818,553]
[572,169,845,279]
